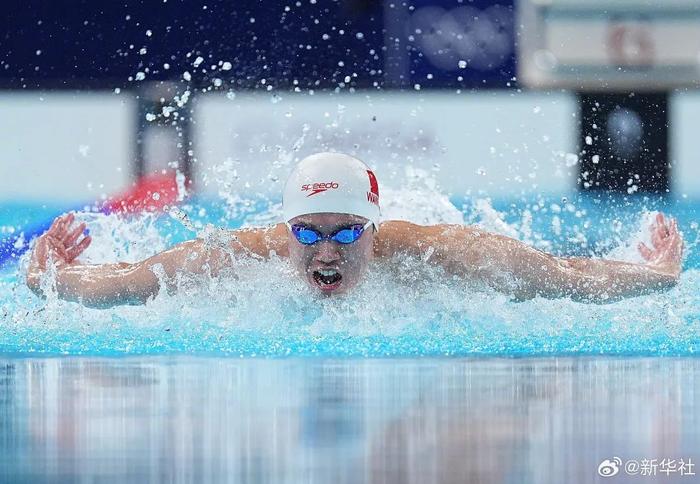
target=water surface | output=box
[1,356,698,483]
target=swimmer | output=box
[25,152,683,308]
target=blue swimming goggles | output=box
[286,220,373,245]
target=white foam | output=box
[605,210,656,263]
[5,160,697,355]
[72,211,168,264]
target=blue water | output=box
[1,194,700,484]
[1,356,698,484]
[1,194,699,357]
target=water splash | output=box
[2,183,699,356]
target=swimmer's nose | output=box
[314,240,341,263]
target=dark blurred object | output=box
[134,82,193,186]
[0,0,516,90]
[578,92,669,194]
[0,0,384,90]
[385,0,516,89]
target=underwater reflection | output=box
[0,357,698,483]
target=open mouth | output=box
[312,268,343,291]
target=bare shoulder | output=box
[374,220,483,259]
[226,223,289,258]
[136,224,289,279]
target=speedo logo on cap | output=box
[366,170,379,206]
[301,182,339,197]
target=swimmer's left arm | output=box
[452,213,682,303]
[380,214,682,303]
[25,215,287,308]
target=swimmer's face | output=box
[287,213,375,295]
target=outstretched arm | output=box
[380,213,683,303]
[26,213,286,308]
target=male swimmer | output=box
[26,152,683,308]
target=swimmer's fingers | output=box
[44,218,64,241]
[659,217,679,246]
[32,215,88,268]
[669,218,679,237]
[642,222,683,270]
[650,213,670,240]
[656,212,669,230]
[47,216,64,235]
[63,222,86,247]
[640,225,672,260]
[46,236,70,263]
[647,229,673,259]
[658,213,671,237]
[59,213,76,239]
[47,213,74,239]
[65,235,91,262]
[656,231,683,274]
[667,226,684,260]
[651,224,665,249]
[638,242,654,261]
[650,215,674,249]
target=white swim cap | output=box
[283,152,380,229]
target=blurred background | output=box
[1,0,700,219]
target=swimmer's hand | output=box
[26,213,92,289]
[637,213,683,280]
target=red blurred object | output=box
[0,172,188,267]
[103,172,184,214]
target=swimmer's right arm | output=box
[25,214,288,308]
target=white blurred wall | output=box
[195,91,577,199]
[671,91,700,197]
[0,92,134,202]
[0,89,698,202]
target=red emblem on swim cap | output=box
[366,170,379,206]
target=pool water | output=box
[0,193,698,357]
[1,356,698,483]
[0,193,699,483]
